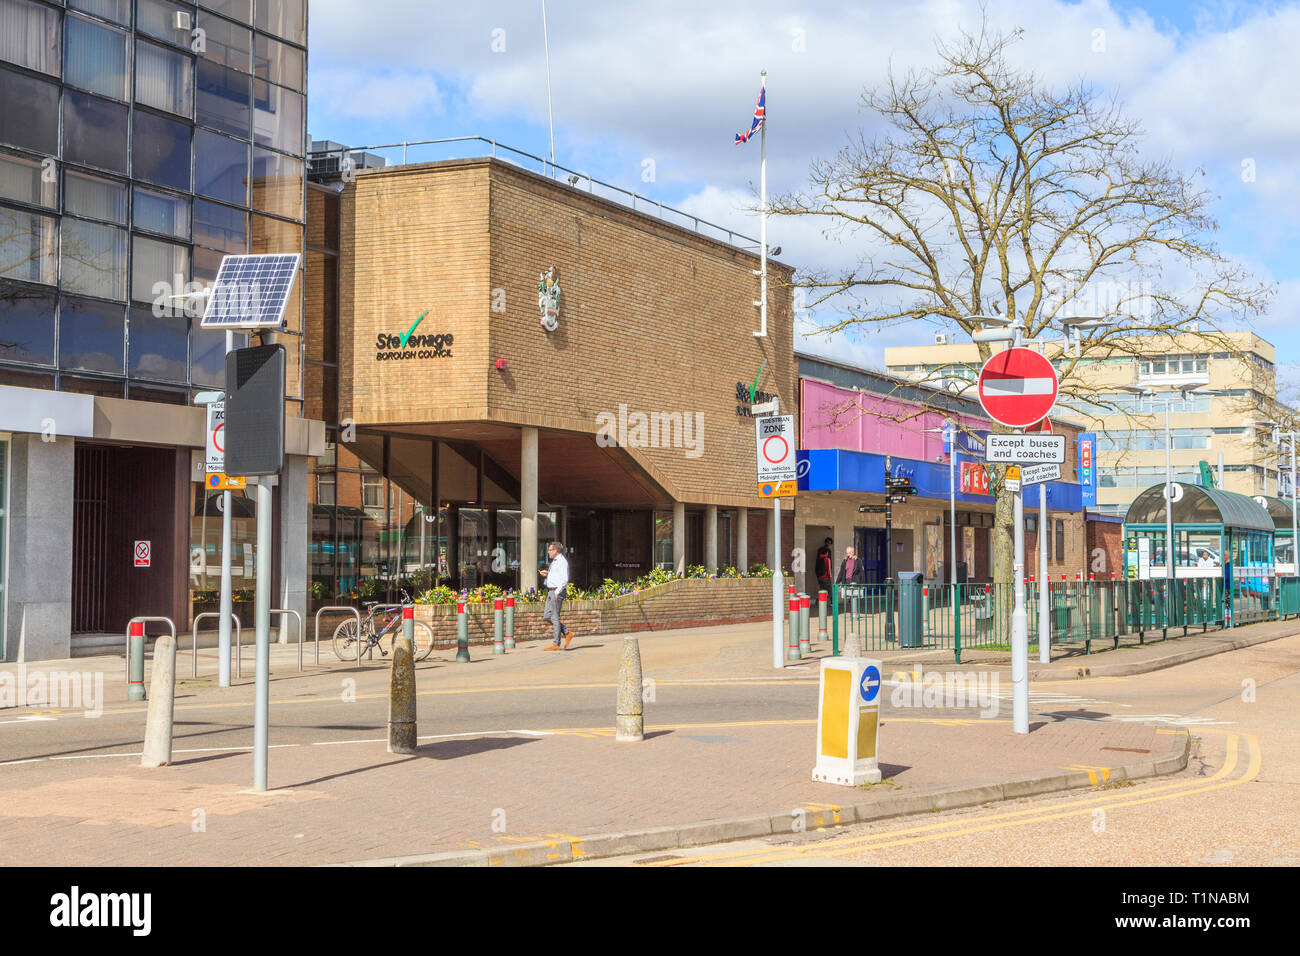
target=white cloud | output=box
[310,68,444,122]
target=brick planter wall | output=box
[412,577,773,646]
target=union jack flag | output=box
[734,82,766,145]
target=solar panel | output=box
[200,253,301,329]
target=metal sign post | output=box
[754,405,794,668]
[202,253,298,791]
[1040,485,1050,664]
[1011,477,1029,734]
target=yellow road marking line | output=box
[640,730,1218,867]
[690,734,1255,867]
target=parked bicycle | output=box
[332,590,434,662]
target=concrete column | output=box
[705,505,718,574]
[794,507,807,595]
[672,501,686,574]
[520,427,539,592]
[4,435,75,662]
[737,506,749,573]
[276,455,309,644]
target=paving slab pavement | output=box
[0,625,1190,866]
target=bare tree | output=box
[774,21,1274,583]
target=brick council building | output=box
[303,146,798,598]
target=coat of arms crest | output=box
[537,267,561,332]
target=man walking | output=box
[836,545,866,616]
[540,540,573,650]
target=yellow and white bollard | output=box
[812,655,882,786]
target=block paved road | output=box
[571,632,1300,867]
[0,620,1288,866]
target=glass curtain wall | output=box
[0,0,308,405]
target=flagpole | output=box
[542,0,555,177]
[756,70,768,338]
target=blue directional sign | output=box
[859,665,881,703]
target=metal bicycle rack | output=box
[124,616,176,680]
[188,612,242,679]
[235,609,305,678]
[314,605,363,665]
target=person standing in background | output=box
[815,537,834,606]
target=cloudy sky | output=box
[306,0,1299,382]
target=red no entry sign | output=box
[977,347,1059,428]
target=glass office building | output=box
[0,0,316,660]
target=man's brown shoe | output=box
[543,643,562,651]
[564,632,574,649]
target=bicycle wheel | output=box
[332,619,365,661]
[412,622,434,662]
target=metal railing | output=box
[235,609,305,678]
[310,135,761,251]
[124,617,175,680]
[188,611,241,678]
[831,575,1296,663]
[314,605,362,666]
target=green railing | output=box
[830,574,1296,663]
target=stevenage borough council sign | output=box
[375,310,455,361]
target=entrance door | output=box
[858,527,886,586]
[72,443,185,634]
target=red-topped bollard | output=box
[493,597,505,655]
[504,595,516,650]
[817,590,829,641]
[128,620,146,702]
[799,593,811,654]
[456,600,470,663]
[787,595,801,661]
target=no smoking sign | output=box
[134,540,151,568]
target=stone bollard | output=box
[493,597,505,655]
[141,633,176,767]
[456,600,471,663]
[615,636,644,741]
[799,594,811,655]
[128,620,146,702]
[787,595,801,661]
[817,590,829,642]
[388,606,417,754]
[504,596,516,650]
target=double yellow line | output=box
[639,730,1260,867]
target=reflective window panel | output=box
[135,38,194,117]
[194,129,249,205]
[0,151,56,208]
[0,0,61,76]
[65,14,130,101]
[63,91,129,174]
[0,68,59,154]
[65,169,128,223]
[0,282,55,364]
[128,303,189,382]
[132,109,191,190]
[58,294,124,373]
[0,206,56,285]
[59,216,127,299]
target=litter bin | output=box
[897,571,925,648]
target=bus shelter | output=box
[1254,495,1295,575]
[1123,483,1274,625]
